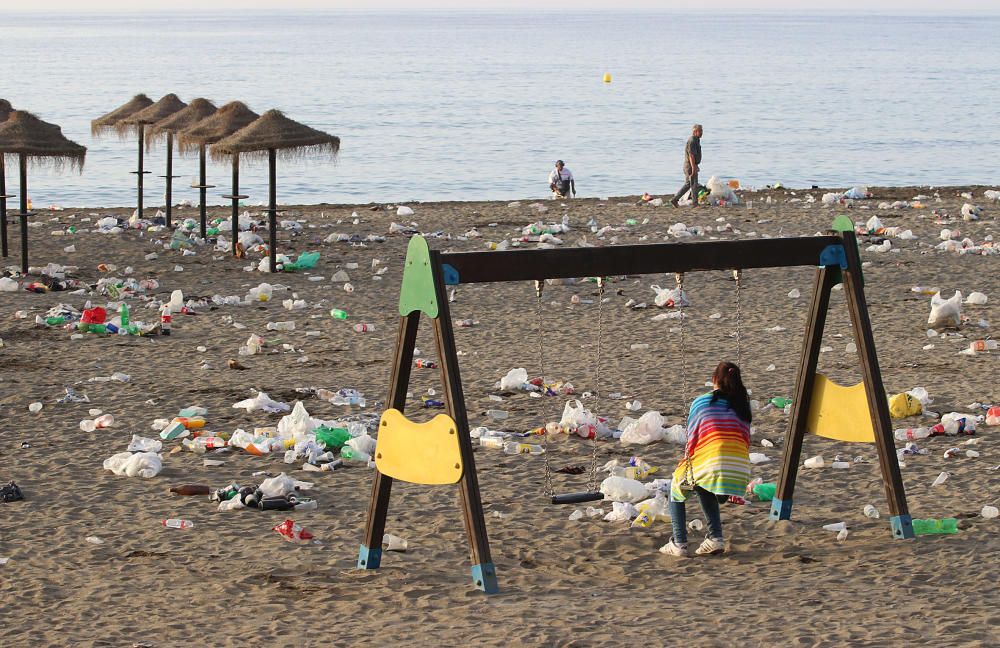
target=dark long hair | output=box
[711,361,752,424]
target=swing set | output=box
[358,216,914,595]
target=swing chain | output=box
[536,280,553,499]
[733,269,743,369]
[675,272,696,491]
[589,277,605,491]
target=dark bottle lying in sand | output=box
[169,484,210,496]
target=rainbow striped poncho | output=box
[670,392,751,502]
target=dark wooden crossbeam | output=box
[440,235,842,284]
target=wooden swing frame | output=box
[358,221,914,595]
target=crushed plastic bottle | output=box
[162,519,194,529]
[863,504,880,519]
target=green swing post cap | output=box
[398,236,439,319]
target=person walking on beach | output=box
[548,160,575,199]
[671,124,703,207]
[660,361,751,557]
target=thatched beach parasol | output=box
[0,111,86,273]
[0,98,13,258]
[116,94,187,224]
[107,94,186,220]
[145,98,218,228]
[178,101,259,241]
[91,94,154,136]
[211,110,339,272]
[91,94,154,218]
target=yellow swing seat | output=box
[374,408,464,485]
[807,374,876,443]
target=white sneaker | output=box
[695,536,725,555]
[658,538,689,557]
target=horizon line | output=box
[3,7,1000,15]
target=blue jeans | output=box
[669,486,724,545]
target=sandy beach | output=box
[2,186,1000,647]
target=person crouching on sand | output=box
[660,361,751,557]
[548,160,575,199]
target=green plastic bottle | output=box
[119,303,130,327]
[752,482,777,502]
[330,308,348,320]
[625,218,638,226]
[770,397,793,409]
[315,426,351,450]
[912,518,958,535]
[340,446,369,462]
[45,316,65,326]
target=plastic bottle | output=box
[340,447,372,462]
[162,519,194,529]
[200,437,228,449]
[894,427,931,441]
[45,316,66,326]
[969,339,998,354]
[486,409,509,420]
[266,321,295,331]
[421,397,445,408]
[770,397,793,409]
[175,417,206,430]
[931,472,949,487]
[119,303,130,327]
[911,518,958,535]
[414,358,438,369]
[480,436,505,449]
[503,442,544,455]
[863,504,880,519]
[169,484,210,496]
[353,323,374,333]
[94,414,114,429]
[330,308,348,320]
[160,306,172,336]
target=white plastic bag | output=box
[560,399,597,429]
[966,292,988,305]
[620,410,667,445]
[232,391,290,413]
[126,435,162,453]
[599,476,650,503]
[259,473,313,498]
[276,401,315,439]
[499,367,529,391]
[603,501,639,522]
[650,285,689,308]
[103,451,162,478]
[928,291,962,329]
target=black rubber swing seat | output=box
[551,491,604,505]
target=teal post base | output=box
[890,514,915,539]
[471,562,499,594]
[358,544,382,569]
[769,497,793,521]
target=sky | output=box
[6,0,1000,12]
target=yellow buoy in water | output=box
[602,72,612,83]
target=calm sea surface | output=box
[2,11,999,207]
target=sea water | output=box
[3,10,999,206]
